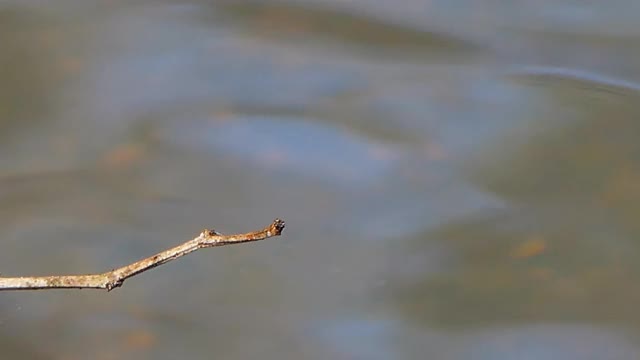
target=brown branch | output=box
[0,219,285,291]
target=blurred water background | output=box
[2,0,640,359]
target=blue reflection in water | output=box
[464,325,639,360]
[318,317,394,360]
[177,116,405,187]
[319,320,640,360]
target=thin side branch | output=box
[0,219,285,291]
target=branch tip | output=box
[270,218,285,235]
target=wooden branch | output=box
[0,219,285,291]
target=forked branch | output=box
[0,219,285,291]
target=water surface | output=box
[1,1,640,359]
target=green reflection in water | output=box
[213,1,484,60]
[388,70,640,329]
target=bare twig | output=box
[0,219,285,291]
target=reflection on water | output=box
[2,0,640,359]
[507,65,640,98]
[0,8,58,138]
[213,1,485,60]
[168,116,407,186]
